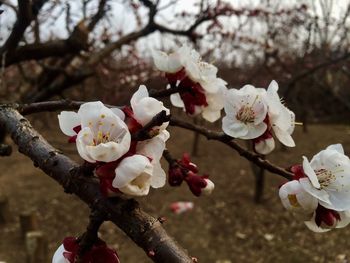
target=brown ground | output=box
[1,114,350,263]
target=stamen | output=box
[287,194,300,208]
[236,106,255,124]
[294,122,303,126]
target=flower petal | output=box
[58,111,81,136]
[52,244,69,263]
[273,125,295,147]
[202,108,221,122]
[76,127,96,163]
[254,137,275,155]
[222,116,248,138]
[113,155,152,188]
[241,122,267,140]
[86,141,129,163]
[302,156,320,188]
[299,178,331,204]
[170,93,185,108]
[151,162,167,188]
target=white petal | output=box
[113,155,152,188]
[152,50,169,71]
[170,93,185,108]
[299,178,331,204]
[304,219,331,233]
[77,101,105,129]
[185,60,201,81]
[337,211,350,228]
[240,122,267,140]
[76,127,96,163]
[302,156,320,188]
[206,87,225,111]
[321,190,350,211]
[202,108,221,122]
[157,130,170,142]
[222,116,248,138]
[252,96,268,125]
[202,179,215,195]
[279,180,318,212]
[131,85,149,110]
[134,97,166,126]
[151,162,167,188]
[86,141,130,163]
[58,111,81,136]
[52,244,69,263]
[255,137,275,155]
[223,89,241,115]
[110,108,125,121]
[167,52,183,73]
[136,136,166,161]
[152,50,182,73]
[326,144,344,154]
[273,126,295,147]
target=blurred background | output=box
[1,0,350,262]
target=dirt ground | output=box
[1,113,350,263]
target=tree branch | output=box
[0,0,48,56]
[170,117,293,180]
[0,107,193,263]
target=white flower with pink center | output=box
[299,144,350,211]
[58,101,131,163]
[222,85,268,139]
[153,44,227,122]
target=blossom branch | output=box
[14,100,292,180]
[0,107,193,263]
[170,117,294,180]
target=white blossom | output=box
[222,85,268,139]
[299,144,350,211]
[58,101,131,163]
[153,44,227,122]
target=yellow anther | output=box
[287,194,300,208]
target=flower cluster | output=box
[58,85,169,197]
[279,144,350,232]
[153,45,227,122]
[168,153,214,196]
[52,237,120,263]
[222,80,295,154]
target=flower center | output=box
[236,106,255,123]
[315,169,335,188]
